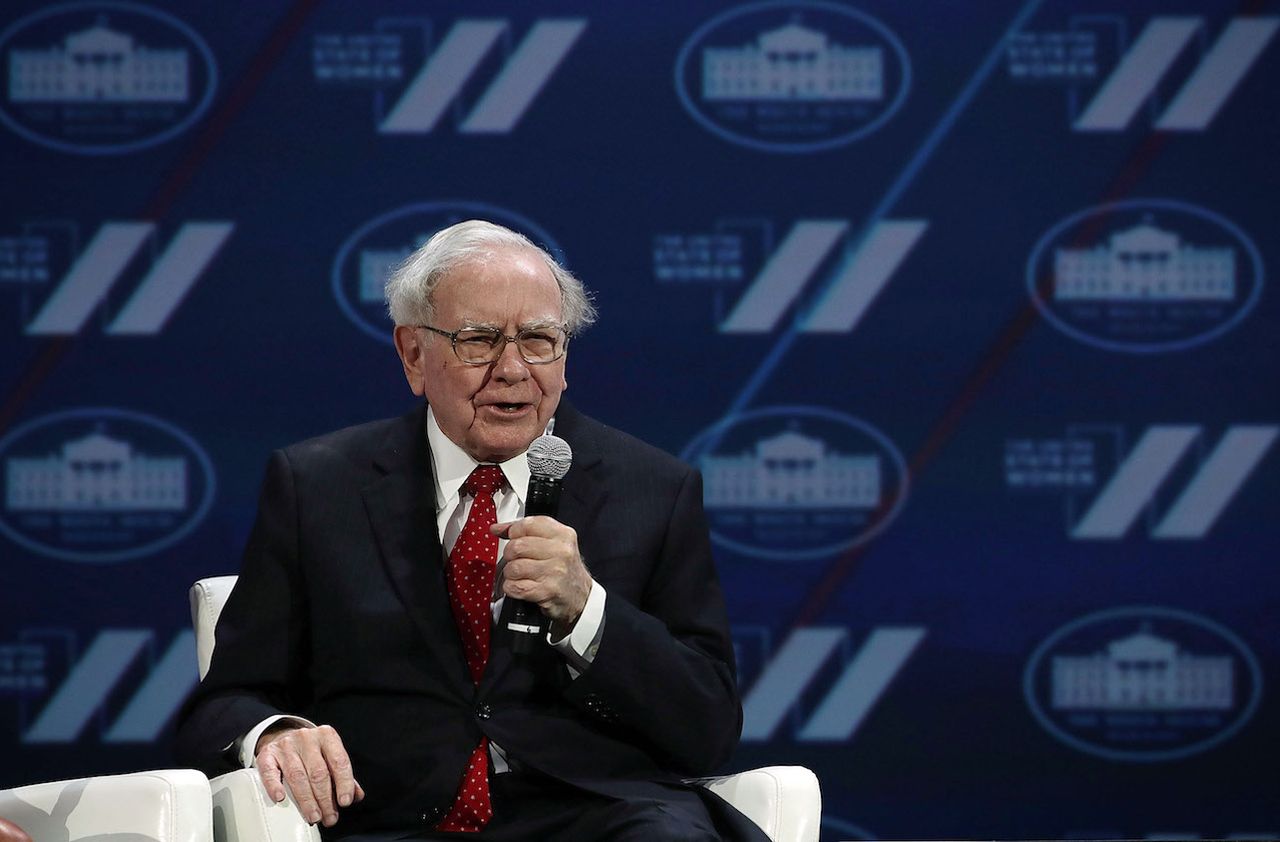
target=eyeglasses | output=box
[418,324,570,365]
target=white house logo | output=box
[1027,199,1263,353]
[332,202,564,344]
[0,408,214,563]
[675,1,910,153]
[682,406,908,561]
[0,2,217,155]
[1024,607,1263,761]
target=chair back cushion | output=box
[189,576,238,679]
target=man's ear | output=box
[393,325,427,396]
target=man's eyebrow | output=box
[518,319,561,330]
[458,318,561,331]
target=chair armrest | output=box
[208,764,819,842]
[209,768,319,842]
[0,769,211,842]
[691,765,821,842]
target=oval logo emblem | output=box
[675,1,911,153]
[332,202,566,344]
[0,407,216,563]
[0,1,218,155]
[682,406,908,561]
[1026,199,1264,353]
[1023,606,1263,762]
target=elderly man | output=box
[177,221,764,841]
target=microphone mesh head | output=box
[528,434,573,480]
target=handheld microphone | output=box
[502,434,572,654]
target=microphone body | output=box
[502,434,572,654]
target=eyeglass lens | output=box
[454,328,565,364]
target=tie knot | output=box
[463,465,505,497]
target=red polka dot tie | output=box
[437,465,503,832]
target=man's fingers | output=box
[492,517,588,621]
[503,552,586,587]
[277,745,323,825]
[491,515,568,539]
[502,558,532,583]
[297,734,338,826]
[502,576,574,617]
[318,725,357,809]
[502,575,540,600]
[502,536,569,565]
[256,751,287,803]
[255,725,361,826]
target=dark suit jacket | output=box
[176,402,750,838]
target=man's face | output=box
[394,245,568,463]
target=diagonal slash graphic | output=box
[777,0,1276,632]
[694,1,1063,660]
[0,0,324,434]
[721,0,1049,423]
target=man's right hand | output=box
[255,724,364,827]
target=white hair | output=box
[384,219,597,333]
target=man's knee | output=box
[603,800,720,842]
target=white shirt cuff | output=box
[550,579,605,678]
[237,714,317,768]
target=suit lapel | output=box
[553,401,608,558]
[362,404,472,693]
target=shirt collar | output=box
[426,407,532,512]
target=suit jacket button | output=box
[476,703,492,720]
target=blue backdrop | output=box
[2,1,1277,839]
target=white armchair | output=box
[0,769,212,842]
[191,576,820,842]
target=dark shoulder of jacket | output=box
[562,405,695,485]
[279,405,424,473]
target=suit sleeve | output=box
[563,467,742,775]
[174,449,311,775]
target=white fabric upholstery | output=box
[190,575,237,680]
[192,576,821,842]
[0,769,211,842]
[698,766,821,842]
[209,770,318,842]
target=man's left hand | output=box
[491,516,591,625]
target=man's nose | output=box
[491,338,530,382]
